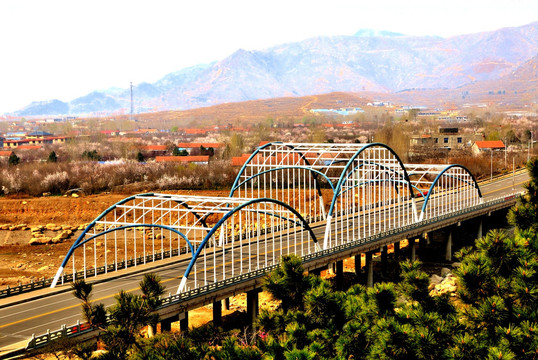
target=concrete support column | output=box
[160,314,179,333]
[224,297,230,310]
[246,289,260,329]
[409,238,416,261]
[354,254,362,277]
[478,218,483,239]
[394,241,401,259]
[381,246,388,276]
[329,262,337,274]
[419,237,427,259]
[365,251,374,287]
[445,229,453,262]
[336,260,344,290]
[213,300,222,327]
[180,311,189,332]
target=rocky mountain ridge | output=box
[14,22,538,116]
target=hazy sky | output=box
[0,0,536,114]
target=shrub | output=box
[8,153,20,166]
[40,171,70,195]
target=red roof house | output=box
[155,156,209,164]
[472,140,505,155]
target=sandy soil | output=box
[0,190,235,285]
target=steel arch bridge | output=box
[52,142,483,293]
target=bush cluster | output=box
[0,160,237,196]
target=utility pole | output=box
[504,138,507,169]
[130,82,134,122]
[490,148,493,181]
[512,156,515,190]
[528,130,534,162]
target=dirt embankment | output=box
[0,195,127,226]
[0,190,232,286]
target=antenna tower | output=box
[130,81,134,121]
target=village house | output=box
[2,133,69,148]
[410,134,434,147]
[231,153,251,167]
[26,131,53,139]
[176,142,224,156]
[472,140,506,156]
[155,155,210,165]
[16,145,42,151]
[0,150,14,164]
[140,145,168,158]
[412,128,483,150]
[134,128,159,134]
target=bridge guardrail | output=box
[0,247,191,300]
[1,221,298,300]
[1,186,524,301]
[25,192,523,351]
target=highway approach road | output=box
[0,170,529,354]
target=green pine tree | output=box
[263,255,311,312]
[8,152,20,166]
[136,151,145,162]
[508,157,538,232]
[47,151,58,163]
[72,273,165,358]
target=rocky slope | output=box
[15,22,538,116]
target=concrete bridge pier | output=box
[224,297,230,310]
[329,261,339,274]
[160,314,179,333]
[247,289,261,330]
[213,300,222,327]
[393,241,401,259]
[180,311,189,332]
[365,251,374,287]
[354,254,362,277]
[335,260,344,290]
[445,229,453,262]
[418,235,427,260]
[478,218,483,239]
[381,246,388,277]
[408,238,416,261]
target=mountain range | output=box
[14,21,538,116]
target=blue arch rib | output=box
[180,198,318,287]
[233,166,335,192]
[420,164,482,215]
[229,142,326,199]
[327,143,413,218]
[57,193,155,271]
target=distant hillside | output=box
[132,92,370,128]
[16,99,69,116]
[393,55,538,107]
[14,22,538,116]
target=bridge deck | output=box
[0,169,528,356]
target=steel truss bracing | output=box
[51,194,317,293]
[232,142,415,249]
[406,164,483,221]
[52,142,483,293]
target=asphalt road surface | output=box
[0,170,529,353]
